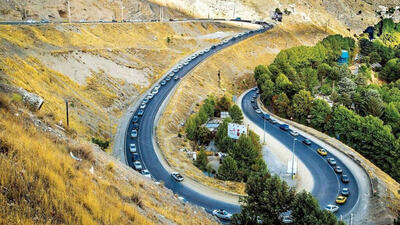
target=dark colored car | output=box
[251,98,255,103]
[132,153,139,161]
[279,124,289,131]
[174,75,179,80]
[133,123,139,130]
[302,139,312,145]
[263,114,271,120]
[137,110,144,116]
[133,116,139,122]
[341,174,349,183]
[253,105,258,110]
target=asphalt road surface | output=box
[241,89,359,216]
[124,25,270,214]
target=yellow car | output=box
[317,148,328,156]
[336,195,347,204]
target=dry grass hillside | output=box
[0,93,217,225]
[0,22,242,151]
[157,22,332,194]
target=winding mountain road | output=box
[122,24,269,213]
[118,20,366,221]
[240,89,360,216]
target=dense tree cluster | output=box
[232,170,346,225]
[254,29,400,182]
[185,95,257,178]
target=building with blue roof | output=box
[338,50,349,65]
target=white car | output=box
[140,103,146,109]
[256,109,262,114]
[147,93,154,99]
[290,131,299,136]
[324,204,339,213]
[129,143,136,153]
[177,64,183,69]
[183,61,189,65]
[152,88,159,95]
[131,129,138,138]
[141,169,151,178]
[212,209,232,221]
[133,161,142,171]
[171,172,184,182]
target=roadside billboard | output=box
[228,123,247,140]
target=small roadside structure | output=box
[272,11,283,22]
[338,50,349,65]
[371,63,382,70]
[220,111,230,119]
[204,118,223,132]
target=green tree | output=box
[275,73,292,92]
[217,156,239,181]
[317,63,332,85]
[291,191,339,225]
[291,90,314,121]
[337,77,357,95]
[273,92,290,117]
[329,66,340,89]
[185,115,197,140]
[215,117,233,152]
[229,134,260,180]
[380,58,400,82]
[195,126,212,145]
[254,65,269,80]
[194,149,208,171]
[384,102,400,134]
[369,51,381,64]
[232,173,295,225]
[229,104,244,124]
[203,95,216,117]
[260,79,276,106]
[215,95,232,114]
[361,96,384,118]
[197,107,209,124]
[310,99,331,131]
[359,38,375,55]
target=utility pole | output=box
[263,116,266,144]
[109,111,112,139]
[121,4,125,22]
[217,70,221,88]
[233,1,236,18]
[159,6,163,22]
[67,0,71,23]
[291,138,296,179]
[65,100,69,128]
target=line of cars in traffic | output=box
[250,88,352,214]
[126,31,267,221]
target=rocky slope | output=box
[155,0,400,34]
[0,0,186,21]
